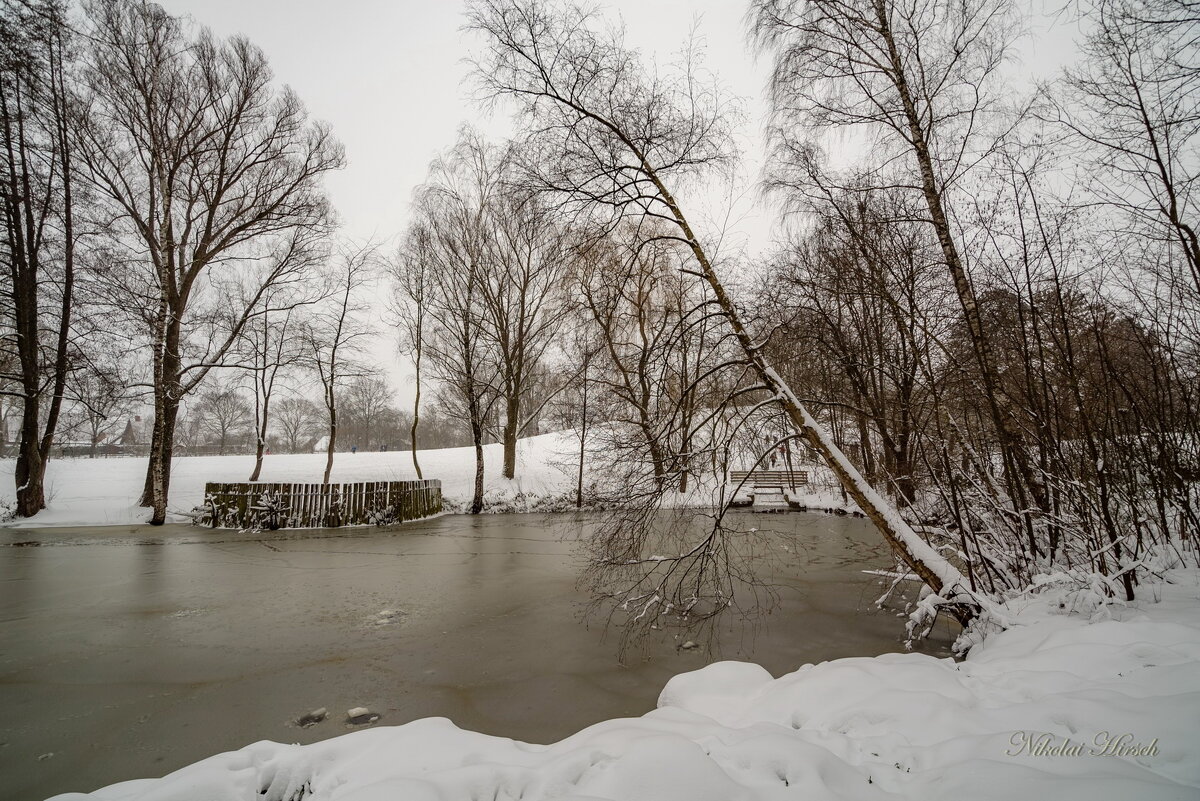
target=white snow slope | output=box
[0,430,859,526]
[0,433,578,527]
[48,568,1200,800]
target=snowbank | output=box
[50,569,1200,800]
[0,432,579,527]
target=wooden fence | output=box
[200,480,442,529]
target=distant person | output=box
[351,445,358,454]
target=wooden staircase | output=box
[728,469,809,511]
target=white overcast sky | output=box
[156,0,770,244]
[153,0,1078,401]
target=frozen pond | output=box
[1,512,952,800]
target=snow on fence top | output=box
[200,480,442,530]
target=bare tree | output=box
[1055,0,1199,299]
[274,394,321,454]
[390,229,430,478]
[1,0,78,515]
[77,0,342,522]
[761,186,948,506]
[468,0,980,632]
[65,357,135,457]
[193,380,251,455]
[304,242,375,483]
[549,317,603,508]
[340,373,397,452]
[749,0,1055,555]
[477,175,571,478]
[239,301,307,480]
[573,230,694,483]
[396,130,570,486]
[408,130,502,513]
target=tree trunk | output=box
[140,408,164,508]
[576,426,586,509]
[876,4,1049,524]
[856,413,876,486]
[249,403,269,482]
[37,31,74,500]
[3,69,57,519]
[323,406,337,484]
[15,397,45,517]
[140,294,175,510]
[468,384,486,513]
[471,422,485,515]
[677,381,693,493]
[894,442,917,507]
[645,169,978,625]
[577,358,589,508]
[140,313,183,524]
[410,355,423,480]
[502,393,519,479]
[141,398,179,525]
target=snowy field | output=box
[47,567,1200,801]
[0,431,858,527]
[0,433,580,527]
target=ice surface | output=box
[47,569,1200,801]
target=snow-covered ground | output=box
[0,431,861,527]
[48,567,1200,800]
[0,432,580,527]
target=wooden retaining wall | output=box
[201,480,442,529]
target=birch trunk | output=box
[652,172,978,624]
[410,353,423,480]
[502,393,519,479]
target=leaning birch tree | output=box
[467,0,982,628]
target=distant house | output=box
[112,413,153,454]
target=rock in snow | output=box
[294,709,326,728]
[346,708,379,726]
[45,568,1200,801]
